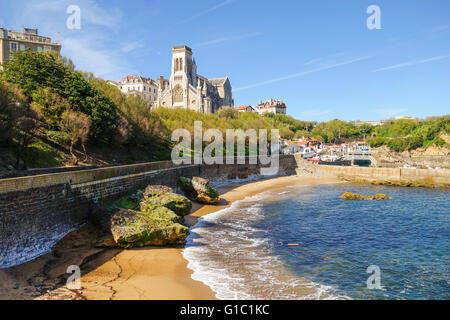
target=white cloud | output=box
[62,36,132,80]
[195,32,262,48]
[304,58,322,66]
[303,52,346,67]
[235,56,371,92]
[121,40,145,53]
[373,54,450,72]
[22,0,122,29]
[16,0,131,80]
[175,0,235,25]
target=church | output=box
[158,45,234,113]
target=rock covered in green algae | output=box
[178,177,220,204]
[339,192,390,200]
[143,185,174,199]
[93,185,191,248]
[140,192,192,217]
[110,208,189,248]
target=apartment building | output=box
[0,27,61,68]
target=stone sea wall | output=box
[294,155,450,186]
[0,156,297,268]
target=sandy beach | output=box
[0,175,338,300]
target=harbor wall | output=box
[294,155,450,185]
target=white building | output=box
[235,105,256,113]
[255,99,287,115]
[108,76,164,109]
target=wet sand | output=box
[0,175,338,300]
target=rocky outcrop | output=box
[93,185,191,248]
[140,192,192,217]
[339,192,389,200]
[110,208,188,248]
[143,185,174,199]
[178,177,220,204]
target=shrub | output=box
[60,110,91,164]
[387,138,406,152]
[367,136,387,148]
[406,135,423,151]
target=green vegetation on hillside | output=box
[367,117,450,152]
[0,50,171,168]
[1,50,448,169]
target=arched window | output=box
[179,58,183,71]
[173,85,183,103]
[175,58,178,72]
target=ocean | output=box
[183,182,449,300]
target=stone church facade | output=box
[158,46,234,113]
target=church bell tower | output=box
[170,45,194,86]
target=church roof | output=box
[208,77,228,86]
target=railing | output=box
[8,32,53,44]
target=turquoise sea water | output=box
[183,183,449,300]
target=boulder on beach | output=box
[143,185,174,199]
[92,184,191,248]
[110,208,189,248]
[140,192,192,217]
[339,192,390,201]
[178,177,220,204]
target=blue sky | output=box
[1,0,449,121]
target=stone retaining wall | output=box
[0,156,297,268]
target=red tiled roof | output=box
[236,105,251,110]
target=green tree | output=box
[279,127,295,139]
[3,51,118,145]
[31,88,71,129]
[2,50,67,97]
[311,119,359,143]
[390,119,417,137]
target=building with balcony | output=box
[0,27,61,68]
